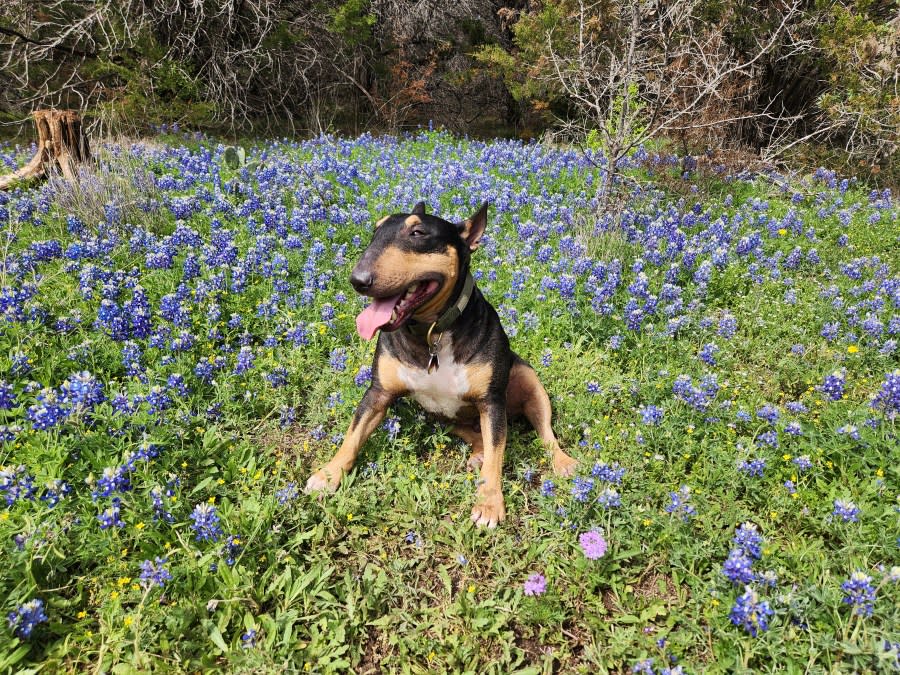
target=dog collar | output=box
[405,272,475,338]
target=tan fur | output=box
[370,246,456,300]
[306,390,390,490]
[471,404,507,527]
[404,215,422,226]
[375,353,410,396]
[507,363,577,476]
[374,215,390,229]
[412,247,459,321]
[463,363,493,401]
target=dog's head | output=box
[352,201,487,339]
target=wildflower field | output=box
[0,129,898,673]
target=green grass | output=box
[0,131,898,673]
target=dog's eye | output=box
[410,229,426,237]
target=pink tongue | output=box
[356,294,402,340]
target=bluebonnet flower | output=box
[841,571,877,616]
[586,381,601,394]
[241,629,258,649]
[382,416,401,440]
[571,476,594,502]
[784,421,802,436]
[738,457,766,477]
[26,388,70,431]
[7,599,48,639]
[276,483,299,504]
[329,348,347,372]
[40,479,71,507]
[757,570,778,588]
[665,486,697,521]
[821,322,840,341]
[729,587,773,636]
[167,373,191,396]
[0,465,35,505]
[832,499,860,523]
[756,404,780,425]
[722,548,755,585]
[190,503,223,542]
[145,386,172,414]
[93,466,131,499]
[792,455,812,472]
[596,487,621,509]
[639,405,664,425]
[0,424,22,443]
[699,342,718,366]
[98,498,125,529]
[150,486,175,523]
[354,365,372,387]
[733,522,763,559]
[264,367,288,388]
[540,479,555,497]
[631,659,655,675]
[139,557,173,588]
[718,313,737,338]
[819,371,846,401]
[234,346,255,374]
[0,381,16,409]
[871,370,900,418]
[591,462,626,484]
[221,535,243,565]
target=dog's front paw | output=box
[471,488,506,529]
[552,451,578,478]
[466,450,484,471]
[305,468,342,494]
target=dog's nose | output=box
[350,269,374,293]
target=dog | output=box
[305,202,578,527]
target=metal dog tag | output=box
[427,351,439,373]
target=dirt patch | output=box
[601,588,621,614]
[254,423,321,466]
[634,570,682,604]
[357,629,392,674]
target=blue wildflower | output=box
[833,499,860,523]
[190,503,223,542]
[7,599,48,639]
[729,587,774,636]
[139,557,173,588]
[841,571,877,616]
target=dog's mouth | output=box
[355,279,441,340]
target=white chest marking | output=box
[397,341,469,418]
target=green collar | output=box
[405,272,475,338]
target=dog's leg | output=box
[508,362,578,477]
[305,386,392,493]
[470,401,507,528]
[450,423,485,470]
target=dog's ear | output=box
[458,202,488,251]
[411,201,427,216]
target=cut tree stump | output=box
[0,109,91,190]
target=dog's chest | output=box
[396,342,471,418]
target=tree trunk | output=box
[0,109,91,190]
